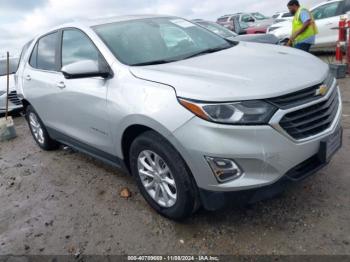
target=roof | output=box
[30,14,182,42]
[83,14,174,27]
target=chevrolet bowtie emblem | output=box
[315,85,328,96]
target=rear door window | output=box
[30,32,59,71]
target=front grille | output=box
[8,91,22,106]
[268,76,334,109]
[279,87,339,140]
[268,83,328,109]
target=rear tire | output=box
[129,131,199,220]
[26,105,60,151]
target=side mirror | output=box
[61,60,111,79]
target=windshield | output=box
[93,17,233,66]
[0,58,19,76]
[252,12,268,20]
[198,21,237,38]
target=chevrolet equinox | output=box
[16,15,343,220]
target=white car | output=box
[0,58,22,115]
[268,0,350,50]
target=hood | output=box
[0,74,15,92]
[130,42,328,102]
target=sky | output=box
[0,0,324,56]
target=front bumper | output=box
[198,128,342,211]
[172,86,342,195]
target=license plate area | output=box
[318,127,343,163]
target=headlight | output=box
[179,99,277,125]
[0,91,6,96]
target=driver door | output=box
[53,29,113,154]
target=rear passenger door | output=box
[53,28,112,153]
[22,31,63,128]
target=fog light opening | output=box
[205,157,243,183]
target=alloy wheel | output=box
[137,150,177,208]
[29,112,45,144]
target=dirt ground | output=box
[0,77,350,256]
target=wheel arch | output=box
[120,122,201,212]
[121,124,153,172]
[119,119,194,180]
[21,98,31,112]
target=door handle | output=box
[56,81,66,89]
[25,75,31,81]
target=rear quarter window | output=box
[29,43,38,68]
[18,40,32,70]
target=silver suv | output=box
[16,15,342,220]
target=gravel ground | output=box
[0,77,350,256]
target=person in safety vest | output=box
[286,0,318,52]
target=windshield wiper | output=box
[183,45,233,60]
[131,59,178,66]
[130,44,236,66]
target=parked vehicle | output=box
[193,19,280,44]
[216,14,249,34]
[268,0,350,50]
[241,12,272,26]
[17,15,342,220]
[0,57,22,115]
[218,12,274,35]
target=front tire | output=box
[26,105,60,151]
[129,131,199,220]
